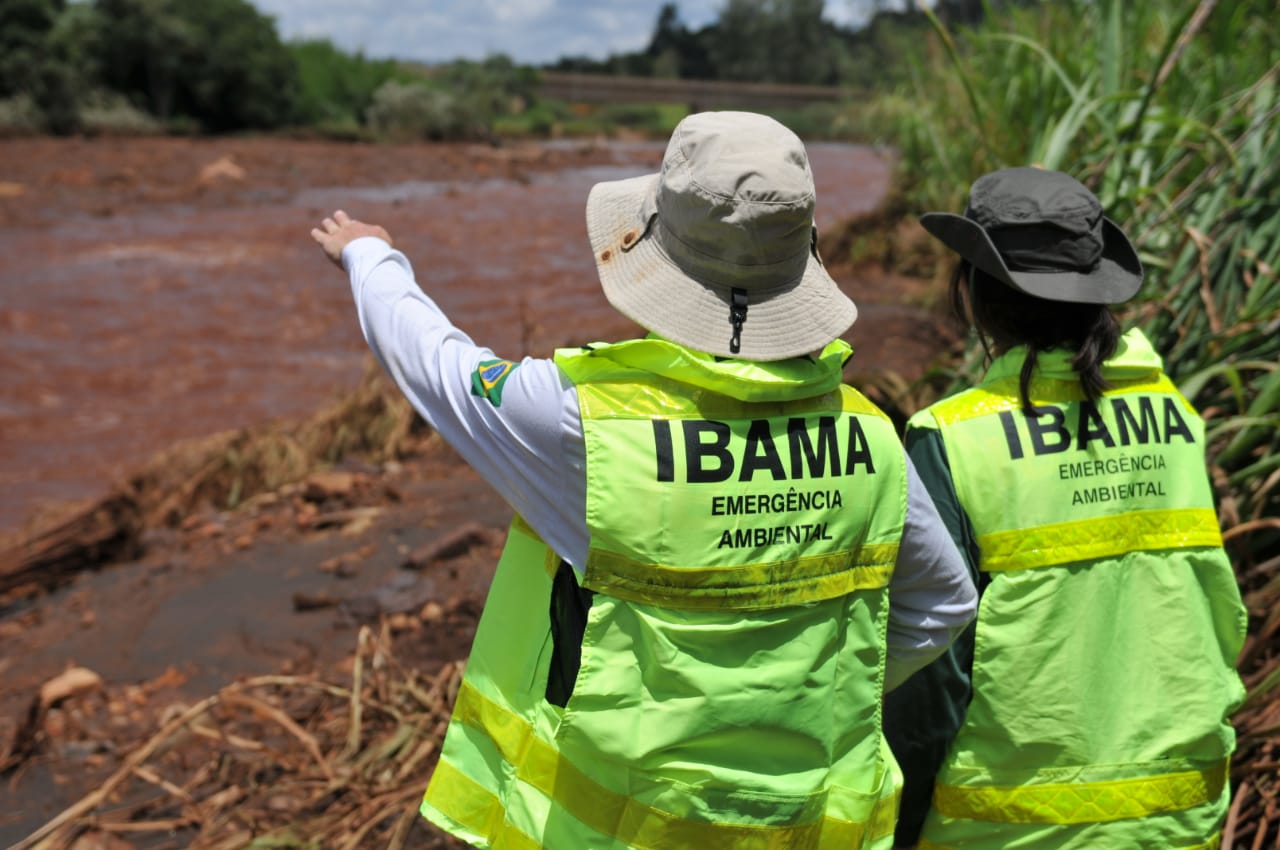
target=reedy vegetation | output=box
[870,4,1279,832]
[875,0,1279,564]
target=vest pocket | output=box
[545,560,594,707]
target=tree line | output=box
[551,0,1003,87]
[0,0,1024,139]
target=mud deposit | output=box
[0,135,953,844]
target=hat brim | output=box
[585,173,857,361]
[919,212,1143,304]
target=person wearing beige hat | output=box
[312,111,976,850]
[883,166,1246,850]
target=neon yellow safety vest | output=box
[911,329,1247,850]
[421,337,909,850]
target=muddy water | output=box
[0,140,892,535]
[0,140,896,841]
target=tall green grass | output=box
[872,0,1279,567]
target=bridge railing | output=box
[536,72,846,109]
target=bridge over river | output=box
[537,71,845,110]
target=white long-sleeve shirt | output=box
[342,236,977,690]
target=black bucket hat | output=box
[920,166,1144,304]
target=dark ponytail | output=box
[950,261,1120,416]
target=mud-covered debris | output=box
[8,626,468,850]
[193,521,225,539]
[318,543,375,578]
[40,667,104,709]
[293,591,342,612]
[4,667,106,775]
[0,493,143,595]
[318,556,357,577]
[196,154,246,186]
[303,471,364,504]
[349,574,427,621]
[402,523,498,570]
[306,506,383,535]
[69,832,137,850]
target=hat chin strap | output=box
[729,288,748,354]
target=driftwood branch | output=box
[0,493,142,595]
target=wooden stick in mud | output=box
[220,691,334,781]
[0,493,142,595]
[1222,776,1248,849]
[336,784,425,850]
[10,691,224,850]
[342,625,372,760]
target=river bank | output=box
[0,135,958,845]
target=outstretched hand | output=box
[311,210,393,269]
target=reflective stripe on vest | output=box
[583,543,897,609]
[427,679,900,850]
[918,834,1221,850]
[977,507,1221,572]
[928,373,1185,425]
[933,759,1228,823]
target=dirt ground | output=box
[0,135,959,847]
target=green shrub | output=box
[595,102,667,128]
[365,80,470,141]
[77,89,163,135]
[492,101,571,138]
[0,94,45,136]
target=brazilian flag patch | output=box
[471,359,519,407]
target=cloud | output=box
[480,0,556,23]
[251,0,873,65]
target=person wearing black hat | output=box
[884,166,1247,850]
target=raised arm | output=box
[312,211,592,570]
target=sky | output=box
[250,0,907,67]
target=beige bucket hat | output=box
[585,111,857,361]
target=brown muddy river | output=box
[0,136,915,843]
[0,138,894,537]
